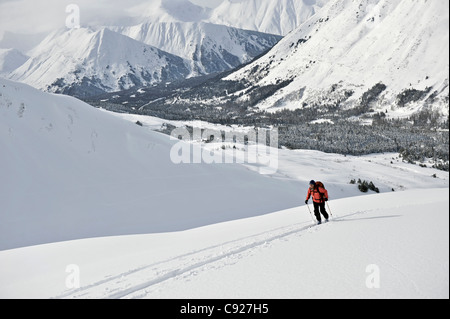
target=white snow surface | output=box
[0,78,448,299]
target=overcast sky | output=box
[0,0,225,35]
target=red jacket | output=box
[306,186,328,203]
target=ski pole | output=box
[326,201,333,218]
[306,202,315,223]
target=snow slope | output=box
[209,0,328,35]
[9,28,190,98]
[1,184,448,299]
[0,78,448,299]
[225,0,449,116]
[0,78,301,251]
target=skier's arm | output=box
[323,188,329,201]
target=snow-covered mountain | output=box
[209,0,328,36]
[9,28,190,98]
[5,0,283,97]
[129,0,327,36]
[112,21,281,76]
[1,0,331,98]
[218,0,449,117]
[107,0,285,78]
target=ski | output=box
[308,219,330,228]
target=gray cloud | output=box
[0,0,224,35]
[0,0,142,34]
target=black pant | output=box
[313,202,329,222]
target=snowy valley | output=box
[0,76,448,299]
[0,0,448,301]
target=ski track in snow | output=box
[54,211,365,299]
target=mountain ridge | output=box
[224,0,449,115]
[9,27,192,98]
[7,22,281,97]
[110,21,281,77]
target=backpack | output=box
[315,181,326,201]
[315,181,325,189]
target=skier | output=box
[305,180,329,224]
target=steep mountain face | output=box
[9,28,190,98]
[112,21,281,76]
[222,0,449,116]
[209,0,328,36]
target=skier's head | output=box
[309,180,316,188]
